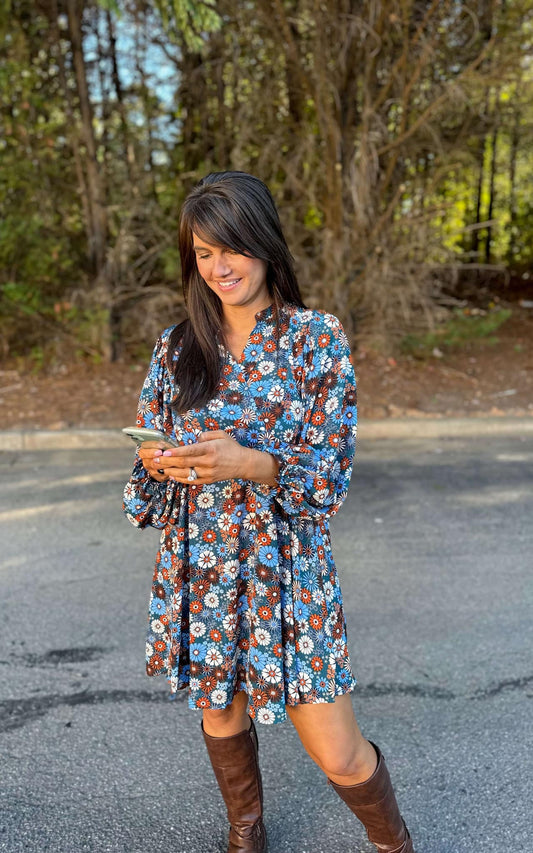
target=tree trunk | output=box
[471,132,486,261]
[66,0,113,359]
[485,123,498,264]
[106,8,137,190]
[49,0,92,257]
[507,86,521,264]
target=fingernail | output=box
[163,449,172,456]
[154,457,160,463]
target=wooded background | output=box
[1,0,532,364]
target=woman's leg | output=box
[286,693,377,784]
[202,691,267,853]
[287,695,414,852]
[203,688,250,736]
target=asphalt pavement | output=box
[1,434,532,852]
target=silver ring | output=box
[187,467,197,482]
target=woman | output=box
[123,171,415,853]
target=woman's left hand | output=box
[153,430,253,485]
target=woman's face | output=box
[192,232,270,316]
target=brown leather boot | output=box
[202,718,268,853]
[329,742,414,852]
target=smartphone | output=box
[122,426,180,448]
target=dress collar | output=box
[254,303,274,322]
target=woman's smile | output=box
[216,277,242,291]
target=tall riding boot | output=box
[329,742,414,852]
[202,718,268,853]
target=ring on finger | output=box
[187,467,198,482]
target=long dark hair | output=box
[168,171,306,413]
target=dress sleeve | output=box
[122,331,184,530]
[258,313,357,520]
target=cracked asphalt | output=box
[1,435,532,852]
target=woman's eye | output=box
[198,254,210,260]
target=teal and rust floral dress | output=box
[123,304,357,724]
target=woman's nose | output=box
[212,254,231,277]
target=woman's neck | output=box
[221,300,271,338]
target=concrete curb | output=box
[1,417,533,451]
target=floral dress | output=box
[123,304,358,725]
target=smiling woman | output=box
[122,171,415,853]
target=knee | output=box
[317,742,374,781]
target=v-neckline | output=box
[222,304,274,365]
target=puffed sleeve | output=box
[122,330,184,529]
[259,313,357,520]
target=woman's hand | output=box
[138,441,169,482]
[149,431,279,486]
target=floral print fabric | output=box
[123,304,357,724]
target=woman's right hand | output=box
[138,441,167,482]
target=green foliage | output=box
[401,308,513,358]
[153,0,221,51]
[1,0,532,362]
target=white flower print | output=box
[282,604,294,622]
[205,591,219,608]
[298,672,313,692]
[306,426,325,444]
[298,635,314,655]
[281,568,292,586]
[223,613,237,633]
[288,680,299,701]
[205,647,223,666]
[224,559,239,579]
[258,359,275,374]
[198,550,216,569]
[262,663,282,683]
[218,513,233,532]
[188,522,199,540]
[146,642,154,657]
[211,688,228,705]
[150,619,165,634]
[255,627,271,646]
[290,400,303,420]
[333,638,346,657]
[197,492,214,509]
[241,407,255,423]
[340,353,352,372]
[290,532,299,558]
[257,708,275,724]
[284,649,294,667]
[267,383,284,403]
[190,621,206,638]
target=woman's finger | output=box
[198,430,231,442]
